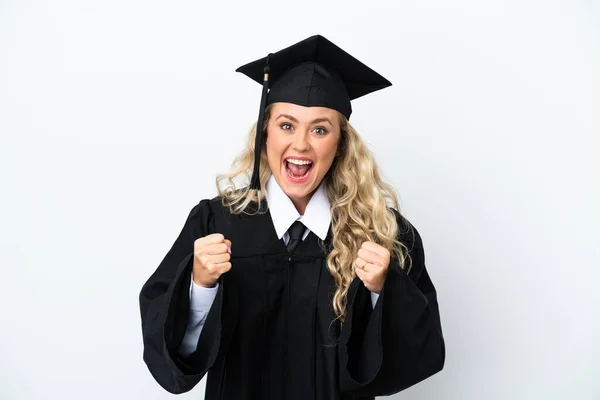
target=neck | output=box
[291,189,318,215]
[291,198,308,215]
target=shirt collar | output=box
[265,175,331,241]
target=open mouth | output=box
[284,158,314,181]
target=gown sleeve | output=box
[138,199,223,394]
[338,213,445,397]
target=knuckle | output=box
[200,254,210,266]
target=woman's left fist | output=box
[354,241,391,294]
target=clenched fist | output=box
[193,233,232,288]
[354,241,391,294]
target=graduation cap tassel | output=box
[249,54,272,190]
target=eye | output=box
[313,126,328,135]
[280,123,293,131]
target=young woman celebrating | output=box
[139,35,445,400]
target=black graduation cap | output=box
[236,35,392,190]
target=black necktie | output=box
[287,221,306,254]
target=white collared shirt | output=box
[179,177,379,356]
[265,175,331,245]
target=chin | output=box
[281,178,319,202]
[282,184,313,199]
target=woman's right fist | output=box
[192,233,232,288]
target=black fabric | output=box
[286,221,306,254]
[139,197,445,399]
[236,35,392,119]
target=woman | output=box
[139,35,445,400]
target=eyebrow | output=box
[276,114,334,126]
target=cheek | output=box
[265,132,285,164]
[316,139,339,167]
[264,131,275,155]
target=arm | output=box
[138,200,223,394]
[339,215,445,396]
[178,277,219,357]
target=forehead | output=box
[270,102,339,122]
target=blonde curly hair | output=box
[216,105,410,321]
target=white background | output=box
[1,0,599,399]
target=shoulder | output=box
[186,196,228,219]
[389,208,424,256]
[185,196,219,216]
[189,194,267,226]
[186,195,279,256]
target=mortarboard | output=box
[236,35,392,190]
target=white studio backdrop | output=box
[1,0,599,399]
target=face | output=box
[265,102,341,214]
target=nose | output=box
[292,130,310,152]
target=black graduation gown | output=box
[139,197,445,399]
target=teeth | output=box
[286,158,313,165]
